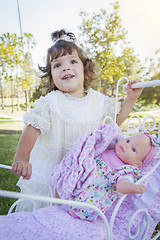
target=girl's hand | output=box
[126,80,143,101]
[12,160,32,180]
[135,184,147,194]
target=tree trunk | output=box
[0,86,4,110]
[11,80,14,113]
[25,89,29,112]
[0,77,4,110]
[17,88,20,111]
[28,89,31,109]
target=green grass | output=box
[0,113,23,215]
[0,134,20,215]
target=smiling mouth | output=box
[62,74,74,80]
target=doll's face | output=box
[115,134,151,167]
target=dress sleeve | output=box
[117,173,134,183]
[23,97,51,135]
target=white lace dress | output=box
[16,88,121,211]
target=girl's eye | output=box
[54,63,61,68]
[132,148,136,152]
[71,60,77,64]
[126,139,130,143]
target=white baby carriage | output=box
[0,78,160,240]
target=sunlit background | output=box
[0,0,160,66]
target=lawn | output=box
[0,134,20,215]
[0,108,23,214]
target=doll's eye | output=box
[132,148,136,152]
[126,139,130,143]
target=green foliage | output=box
[78,0,141,96]
[121,47,141,81]
[20,33,36,91]
[139,86,160,106]
[0,32,36,112]
[31,84,45,102]
[139,50,160,106]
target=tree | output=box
[20,33,36,111]
[139,49,160,106]
[78,1,141,96]
[121,47,141,81]
[0,32,36,112]
[0,33,21,112]
[0,68,4,109]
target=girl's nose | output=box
[63,64,70,71]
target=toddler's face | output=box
[50,50,85,98]
[115,134,151,167]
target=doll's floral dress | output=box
[70,154,142,221]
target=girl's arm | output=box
[12,125,41,180]
[116,81,143,126]
[116,179,147,194]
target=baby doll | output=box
[52,123,158,221]
[68,132,157,221]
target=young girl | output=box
[12,29,143,212]
[52,122,158,221]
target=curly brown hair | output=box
[38,29,98,93]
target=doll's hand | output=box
[12,160,32,180]
[126,80,143,101]
[135,184,147,194]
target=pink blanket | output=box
[51,122,123,199]
[0,198,159,240]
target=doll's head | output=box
[38,29,98,94]
[115,133,156,167]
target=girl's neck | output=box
[63,89,86,98]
